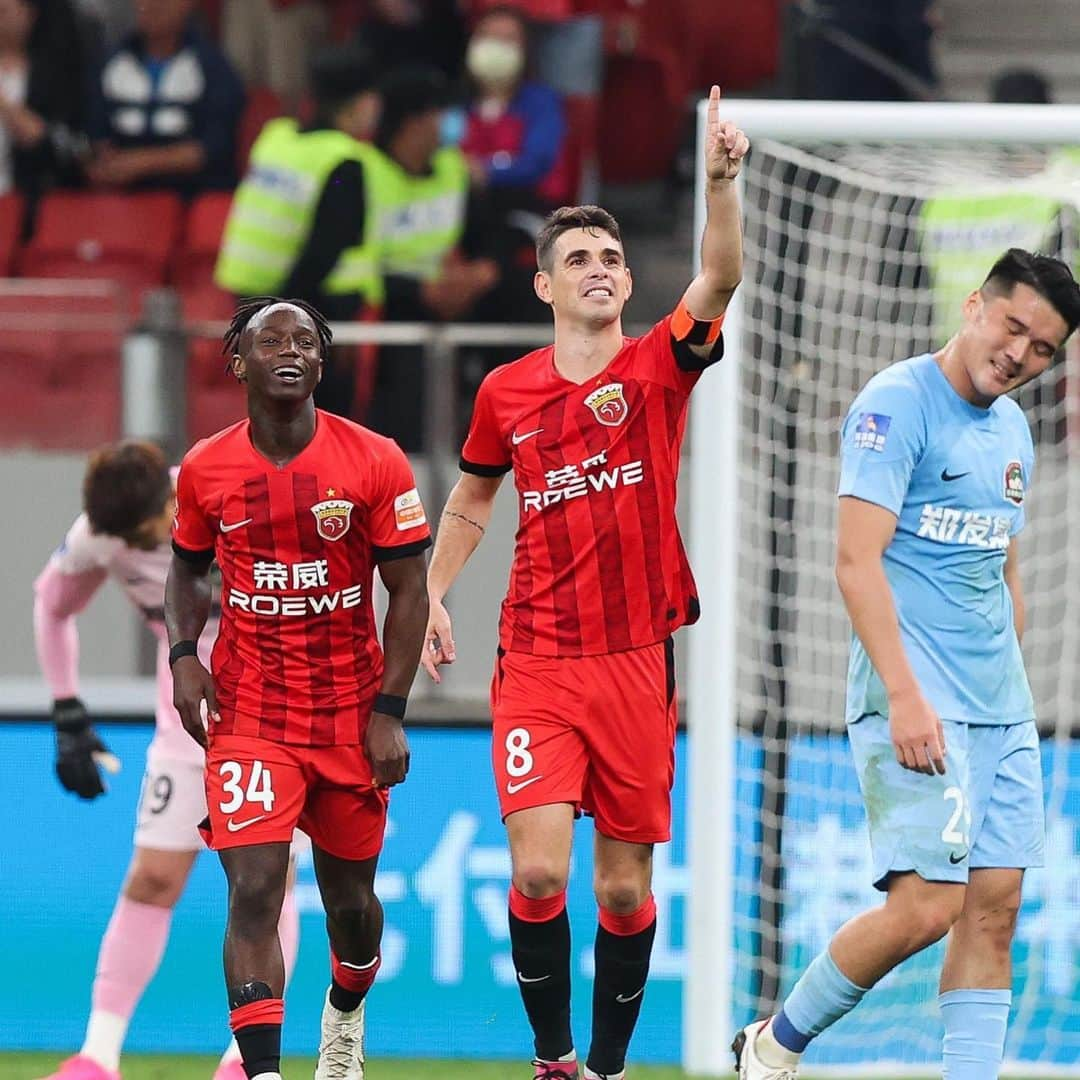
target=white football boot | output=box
[732,1019,801,1079]
[313,990,366,1080]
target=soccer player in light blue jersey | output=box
[734,249,1080,1080]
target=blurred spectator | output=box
[84,0,245,194]
[991,68,1052,105]
[793,0,939,102]
[466,0,603,99]
[354,0,466,83]
[366,65,499,449]
[0,0,87,208]
[460,5,568,207]
[216,44,381,414]
[222,0,327,111]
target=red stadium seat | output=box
[236,86,286,175]
[0,192,24,274]
[20,192,183,299]
[557,94,599,204]
[0,283,124,450]
[174,191,233,292]
[182,286,246,441]
[595,0,693,184]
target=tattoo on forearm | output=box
[442,510,485,533]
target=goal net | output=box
[685,102,1080,1076]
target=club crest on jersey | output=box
[1003,460,1024,505]
[311,498,353,541]
[584,382,628,427]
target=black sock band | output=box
[236,1024,281,1078]
[509,906,574,1062]
[586,918,657,1076]
[330,978,366,1013]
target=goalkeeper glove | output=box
[53,697,112,800]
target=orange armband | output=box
[671,298,724,347]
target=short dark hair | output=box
[223,296,333,374]
[990,68,1052,104]
[309,44,376,118]
[981,248,1080,337]
[83,440,171,538]
[376,66,448,148]
[535,205,622,272]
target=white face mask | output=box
[466,36,524,86]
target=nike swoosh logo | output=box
[506,775,544,795]
[220,517,253,533]
[949,850,968,864]
[940,469,970,482]
[511,428,543,446]
[517,972,551,984]
[226,815,266,832]
[616,987,645,1003]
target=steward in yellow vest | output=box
[215,47,382,321]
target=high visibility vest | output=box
[215,118,381,302]
[920,188,1060,339]
[363,145,469,281]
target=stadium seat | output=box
[20,191,183,301]
[556,94,600,204]
[0,192,24,274]
[595,0,693,184]
[173,191,233,292]
[182,286,245,441]
[681,0,779,91]
[236,86,285,175]
[0,286,123,450]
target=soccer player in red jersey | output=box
[165,298,431,1080]
[421,87,748,1080]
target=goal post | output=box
[685,98,1080,1077]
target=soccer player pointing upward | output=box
[166,299,431,1080]
[734,252,1080,1080]
[422,87,747,1080]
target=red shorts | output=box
[490,639,677,843]
[201,734,388,861]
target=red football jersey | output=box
[461,313,720,658]
[172,410,432,745]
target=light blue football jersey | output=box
[838,353,1035,725]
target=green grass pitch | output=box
[0,1057,719,1080]
[0,1056,1053,1079]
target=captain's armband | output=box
[671,297,724,348]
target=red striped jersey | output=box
[172,410,431,745]
[460,313,720,658]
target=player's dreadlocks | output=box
[222,296,334,374]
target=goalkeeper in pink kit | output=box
[32,440,301,1080]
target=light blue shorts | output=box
[847,715,1045,891]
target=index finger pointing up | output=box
[708,84,721,133]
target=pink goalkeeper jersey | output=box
[33,472,217,765]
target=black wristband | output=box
[168,640,198,667]
[373,693,407,720]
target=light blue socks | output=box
[773,950,871,1052]
[940,988,1011,1078]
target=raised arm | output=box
[164,552,217,749]
[836,496,945,775]
[365,552,430,787]
[680,86,748,330]
[421,471,504,682]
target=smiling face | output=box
[534,227,632,329]
[956,282,1068,405]
[231,303,323,403]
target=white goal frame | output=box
[684,98,1080,1078]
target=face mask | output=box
[466,36,524,85]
